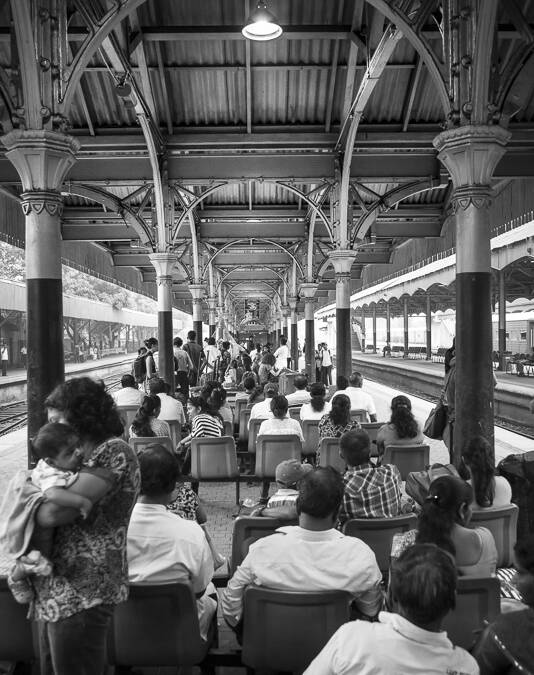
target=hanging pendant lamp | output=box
[242,1,283,41]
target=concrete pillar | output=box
[300,283,318,382]
[288,297,299,369]
[434,125,510,465]
[426,295,432,360]
[498,270,506,371]
[372,304,377,354]
[216,305,224,340]
[189,284,205,345]
[2,130,78,458]
[361,307,366,352]
[386,301,391,350]
[207,296,217,340]
[403,297,409,359]
[149,253,177,390]
[329,250,356,379]
[281,306,289,339]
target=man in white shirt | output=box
[330,371,377,422]
[148,377,186,425]
[273,336,290,372]
[305,543,479,675]
[127,445,217,642]
[285,374,311,407]
[248,383,278,428]
[112,374,144,406]
[320,343,332,385]
[221,467,382,631]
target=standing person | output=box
[20,344,27,368]
[203,337,219,383]
[1,341,8,376]
[443,356,456,466]
[11,377,140,675]
[144,337,158,385]
[444,337,455,374]
[132,346,149,389]
[273,336,290,373]
[173,337,193,401]
[216,341,231,383]
[183,330,204,387]
[320,343,333,385]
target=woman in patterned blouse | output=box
[13,377,140,675]
[129,394,171,438]
[317,393,360,464]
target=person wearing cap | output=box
[222,467,383,634]
[248,382,278,428]
[253,460,313,521]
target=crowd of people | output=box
[0,330,531,675]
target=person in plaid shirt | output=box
[338,429,403,525]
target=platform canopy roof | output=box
[2,0,534,328]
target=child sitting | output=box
[253,459,313,520]
[5,422,92,592]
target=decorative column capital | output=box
[21,191,63,217]
[328,249,357,277]
[281,305,290,319]
[1,129,79,192]
[288,296,298,312]
[149,252,177,282]
[433,125,510,191]
[299,282,318,300]
[206,296,217,311]
[189,284,205,305]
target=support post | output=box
[2,130,79,459]
[426,295,432,360]
[403,297,409,358]
[149,253,177,390]
[386,301,391,350]
[498,270,506,371]
[361,307,366,352]
[300,283,318,382]
[372,304,377,354]
[329,250,357,379]
[207,297,217,340]
[434,125,510,466]
[288,297,299,370]
[189,284,205,345]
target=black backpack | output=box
[497,451,534,539]
[133,353,147,383]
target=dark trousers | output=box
[39,604,114,675]
[1,360,7,376]
[175,371,189,400]
[321,365,332,385]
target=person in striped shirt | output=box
[177,395,223,473]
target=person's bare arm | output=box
[36,471,112,527]
[43,487,92,519]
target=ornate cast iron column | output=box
[149,253,177,390]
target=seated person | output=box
[112,373,144,406]
[129,395,171,439]
[248,383,278,426]
[330,372,377,422]
[4,422,92,597]
[253,459,312,520]
[462,436,512,510]
[338,429,403,524]
[391,475,497,577]
[376,395,424,457]
[148,377,186,426]
[300,382,328,421]
[305,544,479,675]
[235,375,258,402]
[221,467,383,632]
[473,534,534,674]
[208,385,233,426]
[285,374,311,407]
[257,394,304,443]
[317,394,360,465]
[127,444,217,642]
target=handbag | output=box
[423,400,447,440]
[405,463,460,505]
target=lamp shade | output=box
[242,1,282,41]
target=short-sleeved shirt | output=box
[191,413,223,438]
[31,460,78,493]
[30,438,140,621]
[258,417,304,443]
[129,418,171,439]
[330,387,376,418]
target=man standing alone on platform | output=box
[183,330,204,387]
[1,341,8,376]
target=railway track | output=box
[0,374,121,438]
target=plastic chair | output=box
[234,398,247,433]
[190,436,240,504]
[343,514,417,575]
[351,408,369,423]
[242,587,351,673]
[289,407,302,421]
[223,419,233,438]
[302,419,320,457]
[361,422,383,457]
[107,582,209,667]
[116,404,139,441]
[255,434,303,479]
[248,417,264,455]
[239,407,251,444]
[470,504,519,567]
[383,444,430,480]
[129,436,174,456]
[230,516,297,574]
[442,576,500,650]
[318,437,345,473]
[166,419,182,449]
[0,578,38,669]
